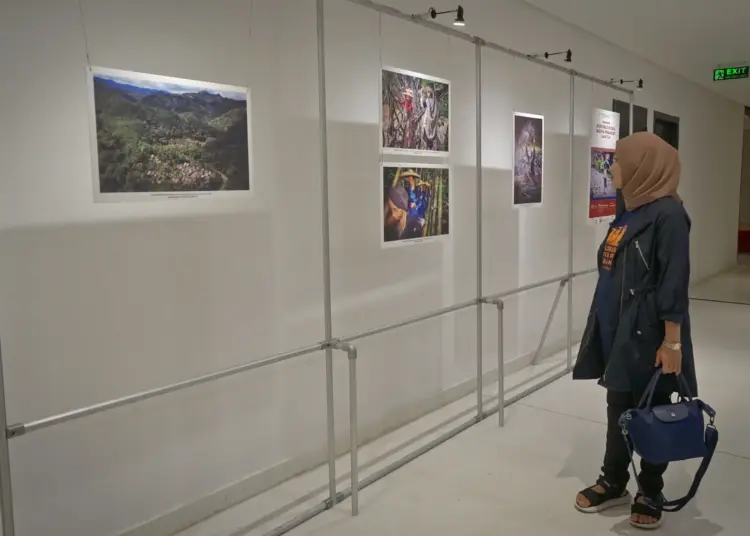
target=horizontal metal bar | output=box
[333,363,571,508]
[573,70,632,94]
[339,298,478,343]
[482,274,570,303]
[571,267,597,278]
[344,0,633,95]
[262,501,329,536]
[333,414,483,507]
[7,268,589,439]
[261,361,570,536]
[8,342,326,438]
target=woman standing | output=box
[573,132,696,530]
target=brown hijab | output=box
[615,132,681,210]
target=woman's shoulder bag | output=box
[619,369,718,512]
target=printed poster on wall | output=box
[588,108,621,222]
[88,67,251,202]
[381,67,450,156]
[513,112,544,206]
[382,164,450,247]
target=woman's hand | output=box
[657,320,683,374]
[656,343,682,374]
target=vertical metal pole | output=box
[566,74,575,371]
[0,339,16,536]
[629,92,634,135]
[347,345,359,516]
[475,39,484,419]
[315,0,337,505]
[496,301,505,427]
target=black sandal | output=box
[630,493,663,530]
[575,477,631,513]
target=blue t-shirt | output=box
[596,210,635,359]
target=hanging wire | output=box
[591,78,596,129]
[248,0,254,79]
[77,0,92,67]
[378,12,384,170]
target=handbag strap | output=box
[623,400,718,512]
[638,369,694,410]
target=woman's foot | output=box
[575,478,631,513]
[630,493,663,530]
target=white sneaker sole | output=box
[630,518,662,530]
[575,492,632,514]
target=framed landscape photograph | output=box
[88,67,251,202]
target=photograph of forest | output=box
[383,165,450,245]
[513,113,544,205]
[382,68,449,155]
[91,67,250,198]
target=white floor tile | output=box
[691,261,750,305]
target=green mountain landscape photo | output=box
[92,69,250,195]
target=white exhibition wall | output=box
[740,115,750,228]
[0,0,744,535]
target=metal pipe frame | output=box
[1,272,594,436]
[567,74,576,371]
[482,271,577,427]
[339,298,478,343]
[0,1,617,533]
[344,0,633,95]
[330,341,359,516]
[315,0,338,507]
[475,39,484,420]
[482,273,570,304]
[531,280,567,365]
[327,360,572,521]
[0,340,15,536]
[7,341,326,439]
[496,299,505,426]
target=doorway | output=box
[653,111,680,149]
[613,99,648,138]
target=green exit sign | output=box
[714,66,749,81]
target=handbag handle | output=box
[637,369,694,410]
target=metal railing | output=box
[0,0,629,533]
[0,269,598,536]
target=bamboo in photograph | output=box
[382,164,450,246]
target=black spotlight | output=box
[541,49,573,62]
[612,78,644,91]
[427,5,465,26]
[454,5,465,26]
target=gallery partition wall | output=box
[0,1,636,535]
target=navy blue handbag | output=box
[619,369,718,512]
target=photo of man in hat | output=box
[383,166,449,245]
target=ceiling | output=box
[524,0,750,106]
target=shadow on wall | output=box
[0,212,282,420]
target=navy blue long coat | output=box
[573,196,697,397]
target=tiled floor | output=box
[690,256,750,305]
[180,272,750,536]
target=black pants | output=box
[603,390,671,497]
